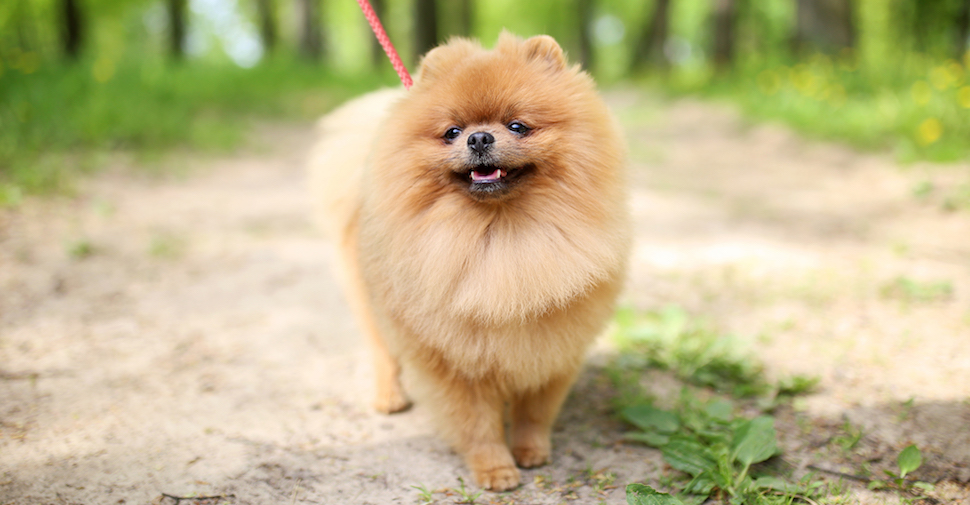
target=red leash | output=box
[356,0,413,89]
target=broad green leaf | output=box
[751,476,802,493]
[683,473,716,495]
[704,399,733,422]
[912,481,935,492]
[731,416,777,465]
[626,484,685,505]
[867,479,887,490]
[624,431,671,447]
[898,444,922,478]
[622,405,681,434]
[662,437,717,477]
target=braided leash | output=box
[356,0,413,89]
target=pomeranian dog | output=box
[308,33,630,491]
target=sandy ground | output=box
[1,92,969,505]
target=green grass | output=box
[0,54,394,203]
[410,483,435,504]
[612,306,817,400]
[658,51,970,164]
[880,276,954,303]
[66,238,96,259]
[453,477,483,504]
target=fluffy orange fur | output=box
[308,33,630,491]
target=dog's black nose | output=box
[467,132,495,153]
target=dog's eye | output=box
[443,127,462,140]
[507,122,530,135]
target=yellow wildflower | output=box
[911,81,932,106]
[930,66,951,90]
[917,118,943,146]
[958,86,970,108]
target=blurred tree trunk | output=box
[632,0,671,72]
[168,0,187,59]
[578,0,594,70]
[414,0,438,60]
[299,0,323,60]
[440,0,472,40]
[61,0,83,60]
[792,0,855,54]
[369,0,386,66]
[456,0,473,37]
[957,0,970,59]
[255,0,277,54]
[711,0,737,71]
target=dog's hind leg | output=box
[337,220,410,414]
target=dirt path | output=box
[2,93,969,505]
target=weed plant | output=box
[613,306,828,504]
[621,392,827,505]
[613,307,945,504]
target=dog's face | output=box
[378,33,618,205]
[440,115,537,201]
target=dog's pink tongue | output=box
[471,168,503,182]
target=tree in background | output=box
[577,0,594,70]
[711,0,739,71]
[632,0,671,72]
[255,0,277,54]
[5,0,968,80]
[456,0,473,37]
[368,0,386,67]
[60,0,84,60]
[299,0,323,60]
[792,0,854,54]
[168,0,188,59]
[413,0,438,61]
[957,0,970,59]
[885,0,970,59]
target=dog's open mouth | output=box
[454,164,534,199]
[470,167,504,183]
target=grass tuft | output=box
[612,306,817,399]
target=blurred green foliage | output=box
[646,0,970,163]
[670,53,970,163]
[1,0,968,204]
[0,55,386,202]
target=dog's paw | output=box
[372,388,411,414]
[467,443,521,491]
[511,424,551,468]
[512,445,550,468]
[474,465,521,491]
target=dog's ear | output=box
[417,37,479,82]
[522,35,567,71]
